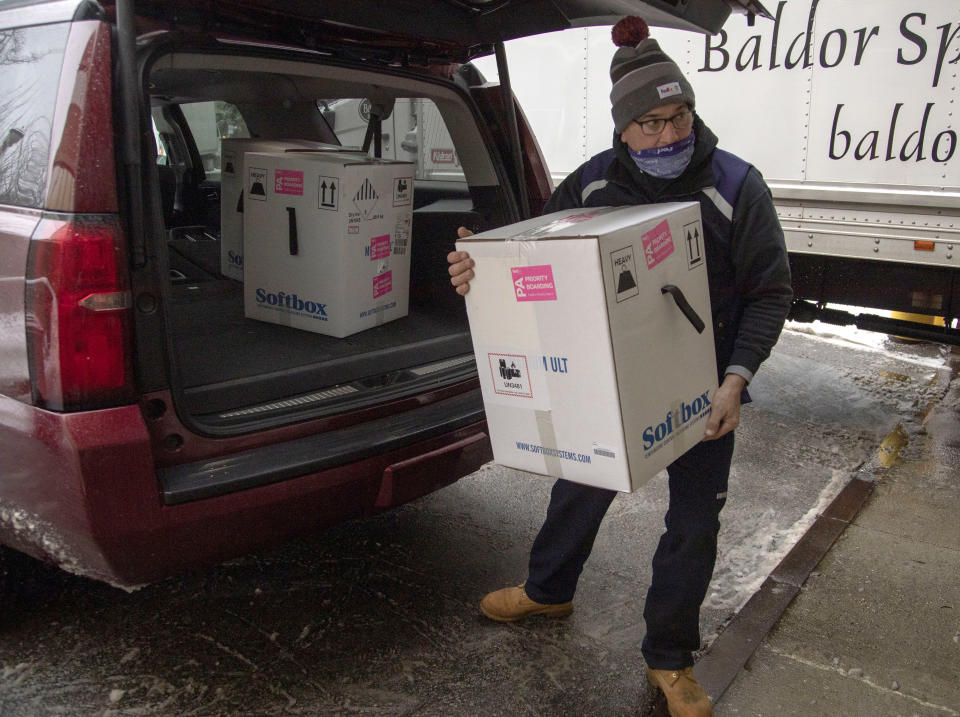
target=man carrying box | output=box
[447,17,792,717]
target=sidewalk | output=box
[703,369,960,716]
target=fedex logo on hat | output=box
[657,81,682,99]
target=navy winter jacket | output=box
[544,116,793,384]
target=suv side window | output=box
[179,101,249,180]
[0,24,69,208]
[320,97,464,181]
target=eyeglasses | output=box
[632,109,694,136]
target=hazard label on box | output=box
[393,176,412,207]
[488,353,533,398]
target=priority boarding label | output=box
[511,265,557,302]
[274,169,304,196]
[642,219,674,270]
[369,234,391,261]
[373,270,393,299]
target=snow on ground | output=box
[785,305,953,370]
[706,311,954,615]
[705,468,850,613]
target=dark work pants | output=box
[523,432,735,670]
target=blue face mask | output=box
[627,132,696,179]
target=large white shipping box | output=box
[457,203,717,492]
[242,151,413,337]
[219,139,345,280]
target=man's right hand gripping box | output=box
[456,203,718,492]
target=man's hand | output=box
[704,373,747,440]
[447,227,475,296]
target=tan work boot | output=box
[479,584,573,622]
[646,666,713,717]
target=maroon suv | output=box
[0,0,756,590]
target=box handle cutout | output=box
[286,207,298,255]
[661,285,705,334]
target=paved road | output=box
[0,326,952,716]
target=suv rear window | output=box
[321,98,464,181]
[176,100,250,179]
[0,23,69,208]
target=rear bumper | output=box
[0,392,490,588]
[158,390,486,504]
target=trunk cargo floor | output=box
[167,279,471,413]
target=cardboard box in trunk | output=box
[219,139,347,280]
[456,203,717,492]
[242,151,413,338]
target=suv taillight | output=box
[25,215,134,411]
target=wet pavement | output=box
[0,327,956,716]
[717,350,960,716]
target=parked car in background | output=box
[0,0,768,593]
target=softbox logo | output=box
[642,390,712,454]
[255,288,327,319]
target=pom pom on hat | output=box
[611,16,649,48]
[608,16,695,133]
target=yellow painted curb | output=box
[875,423,908,468]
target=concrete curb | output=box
[697,476,874,704]
[684,346,959,714]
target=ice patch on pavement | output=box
[785,319,888,351]
[705,468,850,613]
[785,304,952,371]
[786,323,949,370]
[750,351,899,435]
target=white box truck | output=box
[476,0,960,343]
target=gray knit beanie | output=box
[609,17,696,134]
